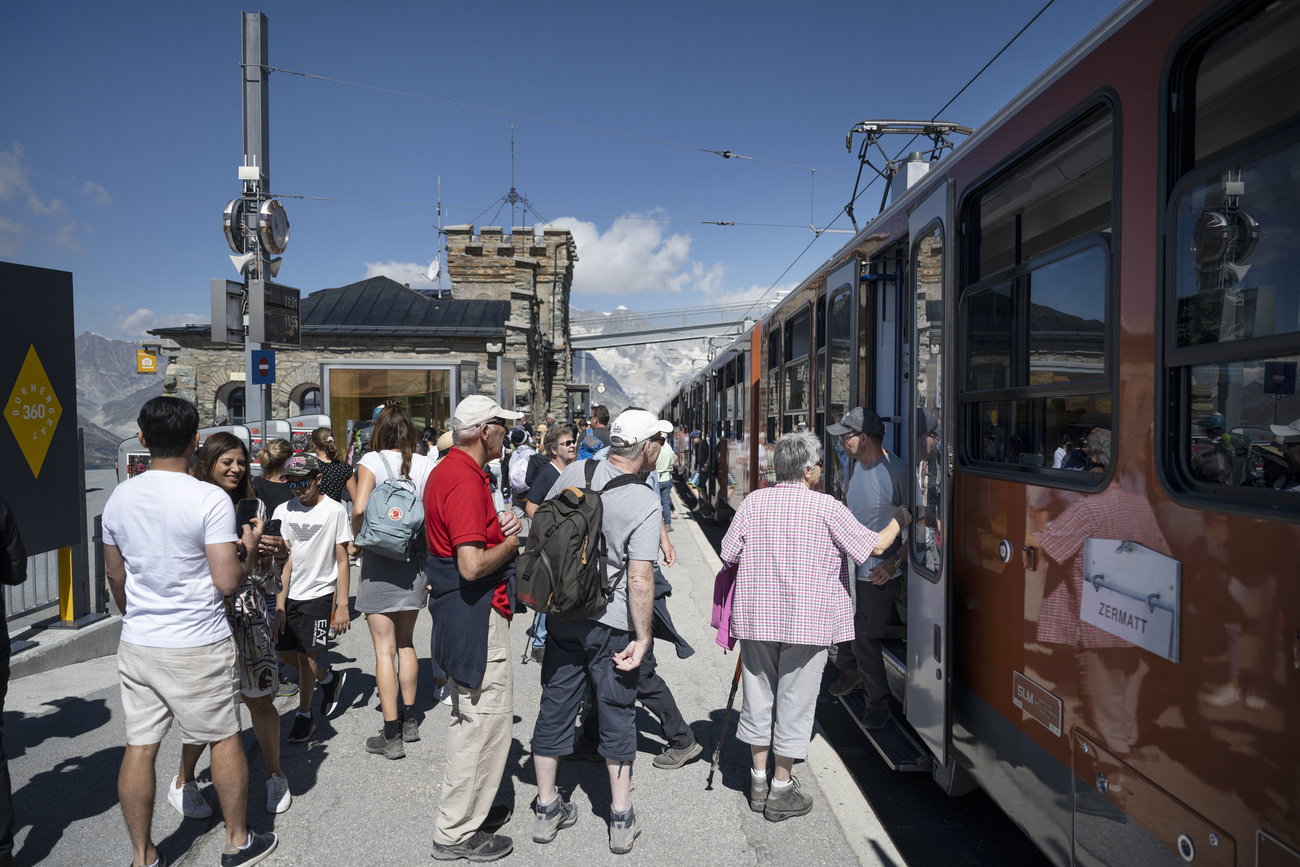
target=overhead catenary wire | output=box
[738,0,1063,322]
[270,192,827,230]
[257,64,850,176]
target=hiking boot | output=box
[365,731,406,760]
[530,646,545,666]
[265,772,292,814]
[652,739,703,770]
[286,713,316,744]
[402,715,421,743]
[763,776,813,822]
[532,793,577,844]
[862,704,892,730]
[608,804,640,855]
[430,831,513,862]
[829,671,862,697]
[479,803,513,834]
[319,669,347,716]
[749,772,770,813]
[220,830,277,867]
[276,676,298,698]
[165,775,212,819]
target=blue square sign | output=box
[249,348,276,385]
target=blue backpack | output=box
[577,429,605,461]
[354,452,424,561]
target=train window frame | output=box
[956,95,1120,489]
[1157,0,1300,520]
[783,303,814,432]
[910,219,945,582]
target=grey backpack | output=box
[354,452,424,561]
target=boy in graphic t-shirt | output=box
[272,454,352,744]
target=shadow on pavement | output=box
[5,696,112,759]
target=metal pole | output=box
[72,427,90,618]
[242,11,271,453]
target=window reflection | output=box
[965,395,1111,471]
[912,228,944,576]
[1174,141,1300,347]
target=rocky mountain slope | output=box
[570,306,708,416]
[75,332,162,468]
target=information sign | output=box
[0,262,80,554]
[248,279,300,345]
[137,350,157,374]
[249,348,276,385]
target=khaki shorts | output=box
[118,638,240,746]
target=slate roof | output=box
[150,276,508,340]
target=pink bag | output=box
[710,561,738,651]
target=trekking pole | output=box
[521,610,537,664]
[705,653,744,791]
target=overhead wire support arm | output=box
[842,120,974,224]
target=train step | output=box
[838,689,931,772]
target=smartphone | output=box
[235,498,260,532]
[263,518,282,537]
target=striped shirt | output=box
[720,482,880,645]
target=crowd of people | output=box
[102,391,914,865]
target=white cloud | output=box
[550,213,726,300]
[0,143,65,217]
[107,307,208,340]
[44,220,85,255]
[0,215,29,257]
[77,180,112,207]
[362,260,438,290]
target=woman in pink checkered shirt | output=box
[720,430,908,823]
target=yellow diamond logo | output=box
[6,345,62,478]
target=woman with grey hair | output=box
[719,430,908,823]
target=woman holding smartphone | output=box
[166,432,293,819]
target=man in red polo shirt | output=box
[426,395,524,863]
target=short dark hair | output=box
[591,404,609,425]
[138,396,199,458]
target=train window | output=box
[1164,1,1300,508]
[959,104,1115,478]
[912,225,944,575]
[1189,0,1300,167]
[970,108,1112,283]
[784,307,813,431]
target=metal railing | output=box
[6,550,60,621]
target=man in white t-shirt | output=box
[827,407,908,730]
[103,396,278,867]
[273,454,352,745]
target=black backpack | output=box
[516,460,643,621]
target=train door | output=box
[906,182,954,772]
[869,248,909,460]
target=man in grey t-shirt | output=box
[827,407,908,729]
[529,409,666,855]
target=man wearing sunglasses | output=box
[825,407,908,730]
[425,395,524,862]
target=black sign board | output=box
[249,279,300,345]
[0,262,81,555]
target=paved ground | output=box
[4,499,887,866]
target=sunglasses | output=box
[286,478,315,490]
[838,431,861,441]
[815,457,824,467]
[558,439,576,447]
[484,419,510,430]
[650,434,667,445]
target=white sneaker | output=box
[166,774,213,819]
[266,772,292,814]
[435,681,452,706]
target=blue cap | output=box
[372,405,385,421]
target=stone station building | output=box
[150,225,577,440]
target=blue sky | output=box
[2,0,1122,340]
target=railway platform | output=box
[1,490,904,866]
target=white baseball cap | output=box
[453,395,523,429]
[609,409,672,446]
